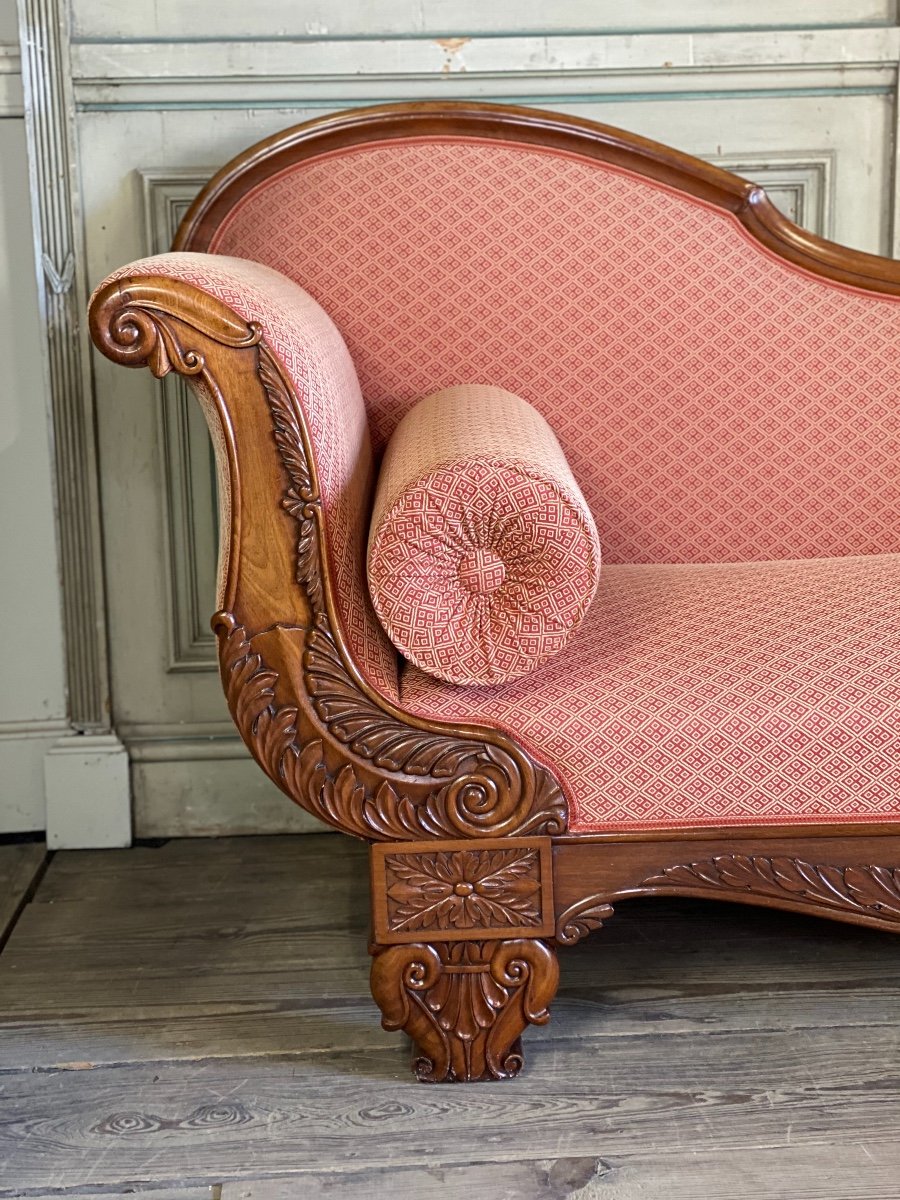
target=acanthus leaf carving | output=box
[370,938,559,1082]
[94,281,568,842]
[554,896,616,945]
[383,847,543,934]
[214,612,545,844]
[254,348,568,841]
[256,350,323,613]
[303,620,486,777]
[642,854,900,923]
[90,280,262,378]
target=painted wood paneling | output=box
[0,7,19,40]
[69,0,898,40]
[0,100,68,831]
[70,28,900,107]
[0,41,22,116]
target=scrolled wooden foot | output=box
[370,937,559,1082]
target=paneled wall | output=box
[16,1,900,839]
[0,6,67,833]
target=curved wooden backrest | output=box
[176,102,900,292]
[176,102,900,566]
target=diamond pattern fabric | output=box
[210,136,900,566]
[400,554,900,831]
[367,386,601,685]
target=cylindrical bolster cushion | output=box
[367,385,601,685]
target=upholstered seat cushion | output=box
[400,554,900,832]
[368,385,601,685]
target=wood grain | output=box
[3,836,900,1194]
[3,1028,900,1192]
[0,840,46,944]
[17,1142,900,1200]
[219,1144,900,1200]
[88,103,900,1085]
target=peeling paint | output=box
[435,36,471,74]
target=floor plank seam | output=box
[0,847,52,953]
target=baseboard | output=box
[127,731,327,837]
[44,732,131,849]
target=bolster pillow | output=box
[367,385,601,685]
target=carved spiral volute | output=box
[434,747,554,839]
[89,278,262,380]
[91,291,209,379]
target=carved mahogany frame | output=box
[90,101,900,1084]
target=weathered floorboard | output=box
[2,1026,900,1192]
[3,835,900,1196]
[32,833,357,906]
[16,1142,900,1200]
[221,1142,900,1200]
[19,1192,211,1200]
[0,841,46,944]
[7,981,900,1075]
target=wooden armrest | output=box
[88,253,568,845]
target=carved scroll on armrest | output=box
[89,254,568,841]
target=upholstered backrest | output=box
[185,108,900,565]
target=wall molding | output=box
[18,0,111,730]
[0,41,23,117]
[713,152,834,239]
[70,28,900,107]
[141,169,218,670]
[0,718,71,741]
[44,733,131,848]
[127,733,247,764]
[68,1,896,41]
[17,0,132,846]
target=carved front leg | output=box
[369,836,558,1080]
[370,937,559,1082]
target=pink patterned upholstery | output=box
[91,252,399,700]
[401,554,900,832]
[209,137,900,566]
[367,386,601,685]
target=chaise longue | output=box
[89,101,900,1082]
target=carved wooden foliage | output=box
[643,854,900,923]
[303,622,486,778]
[554,896,616,945]
[257,351,322,611]
[216,613,562,843]
[91,281,568,842]
[370,938,559,1083]
[384,848,542,933]
[245,346,566,841]
[216,613,446,841]
[89,281,262,380]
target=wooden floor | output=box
[1,835,900,1198]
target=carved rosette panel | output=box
[642,854,900,925]
[372,837,554,943]
[89,278,568,843]
[370,937,559,1083]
